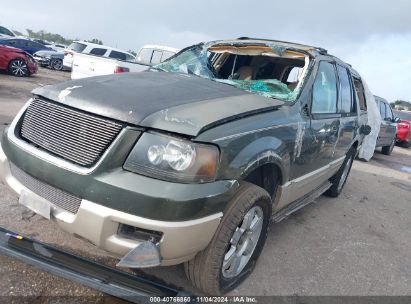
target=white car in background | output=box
[0,26,15,38]
[63,41,135,70]
[71,45,179,80]
[136,45,179,66]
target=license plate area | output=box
[19,190,51,220]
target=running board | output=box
[0,226,189,302]
[272,182,332,223]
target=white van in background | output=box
[71,45,179,80]
[136,45,179,66]
[63,41,135,70]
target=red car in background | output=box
[394,110,411,148]
[0,45,38,77]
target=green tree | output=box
[13,29,23,36]
[25,29,73,46]
[128,49,137,56]
[86,38,103,45]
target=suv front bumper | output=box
[0,141,234,266]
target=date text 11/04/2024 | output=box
[149,297,257,303]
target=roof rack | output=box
[236,37,328,54]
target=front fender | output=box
[223,137,289,183]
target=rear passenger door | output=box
[377,99,387,145]
[382,102,397,145]
[333,65,358,159]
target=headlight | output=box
[124,132,220,183]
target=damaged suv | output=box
[0,38,370,294]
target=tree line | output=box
[15,29,103,46]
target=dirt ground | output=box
[0,68,410,301]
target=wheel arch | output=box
[242,161,283,199]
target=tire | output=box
[184,182,272,295]
[381,138,395,155]
[325,147,355,197]
[8,58,29,77]
[50,58,63,71]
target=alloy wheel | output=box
[10,59,28,76]
[222,206,264,278]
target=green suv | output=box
[0,38,370,294]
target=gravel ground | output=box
[0,68,410,301]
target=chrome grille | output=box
[20,98,123,167]
[11,164,82,214]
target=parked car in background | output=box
[63,41,135,71]
[136,45,179,66]
[50,43,67,52]
[0,37,52,55]
[394,110,411,148]
[70,44,178,79]
[0,45,37,76]
[71,52,144,79]
[375,96,397,155]
[33,50,64,70]
[0,26,15,38]
[0,38,371,294]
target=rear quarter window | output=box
[353,78,367,111]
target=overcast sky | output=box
[1,0,410,101]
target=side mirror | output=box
[394,117,401,123]
[360,125,372,135]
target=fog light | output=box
[118,224,162,242]
[116,240,161,268]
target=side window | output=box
[353,78,367,111]
[337,66,354,114]
[89,48,107,56]
[384,103,393,121]
[379,101,385,118]
[151,50,163,65]
[109,50,127,61]
[161,50,175,62]
[311,61,338,114]
[136,48,153,65]
[28,41,40,48]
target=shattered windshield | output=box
[154,42,308,102]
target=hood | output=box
[34,50,63,57]
[32,71,284,136]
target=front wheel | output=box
[401,141,410,148]
[8,58,29,77]
[50,58,63,71]
[325,147,355,197]
[184,182,271,295]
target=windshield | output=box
[0,26,14,36]
[154,42,308,102]
[155,45,215,78]
[68,42,87,52]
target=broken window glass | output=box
[153,42,309,103]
